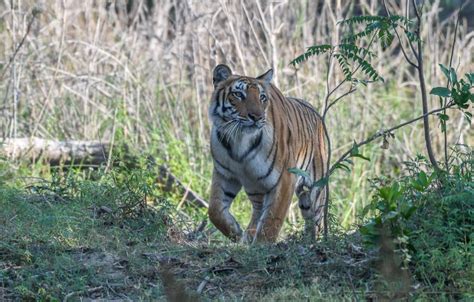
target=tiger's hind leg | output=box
[296,163,327,241]
[297,184,326,240]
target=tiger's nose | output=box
[248,113,263,122]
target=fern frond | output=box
[340,14,416,46]
[337,15,385,26]
[334,53,352,80]
[378,30,394,50]
[291,44,332,66]
[338,44,375,60]
[342,21,381,42]
[388,15,414,28]
[344,51,383,82]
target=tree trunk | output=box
[0,137,208,208]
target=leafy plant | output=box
[430,65,473,131]
[360,149,473,297]
[290,2,473,239]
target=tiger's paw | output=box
[240,231,255,245]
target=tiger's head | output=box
[210,64,273,132]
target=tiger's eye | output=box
[232,92,244,99]
[260,94,267,102]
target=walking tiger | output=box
[208,64,327,243]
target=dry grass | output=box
[0,0,473,228]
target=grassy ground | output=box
[0,159,379,301]
[1,153,472,301]
[0,171,374,301]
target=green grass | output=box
[0,176,371,301]
[1,150,472,301]
[0,183,169,300]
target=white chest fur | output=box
[210,126,281,193]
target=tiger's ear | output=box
[257,68,273,85]
[213,64,232,88]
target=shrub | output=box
[360,148,473,297]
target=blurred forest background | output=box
[0,0,473,300]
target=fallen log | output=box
[0,137,208,208]
[1,137,108,165]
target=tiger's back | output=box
[208,64,327,243]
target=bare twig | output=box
[382,0,418,68]
[325,86,357,113]
[411,0,440,170]
[0,9,39,81]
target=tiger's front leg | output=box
[240,193,265,244]
[253,172,296,243]
[208,169,243,242]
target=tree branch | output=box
[328,102,454,176]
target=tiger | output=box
[208,64,327,243]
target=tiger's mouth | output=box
[240,119,266,129]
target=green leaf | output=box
[449,67,458,84]
[291,44,332,66]
[467,72,474,85]
[379,30,394,50]
[287,167,310,178]
[464,112,472,124]
[350,142,359,156]
[350,142,371,161]
[437,113,449,121]
[430,87,451,97]
[334,163,351,173]
[352,153,371,161]
[313,177,328,189]
[439,64,450,79]
[334,53,352,80]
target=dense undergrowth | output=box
[0,147,472,301]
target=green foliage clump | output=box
[360,150,473,298]
[430,66,473,131]
[291,14,418,82]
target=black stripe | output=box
[247,164,284,196]
[301,109,311,138]
[299,146,309,170]
[246,191,265,197]
[210,147,232,173]
[213,88,224,117]
[213,100,219,117]
[257,147,277,180]
[306,147,314,172]
[220,90,228,113]
[265,104,277,160]
[237,130,263,162]
[223,190,237,199]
